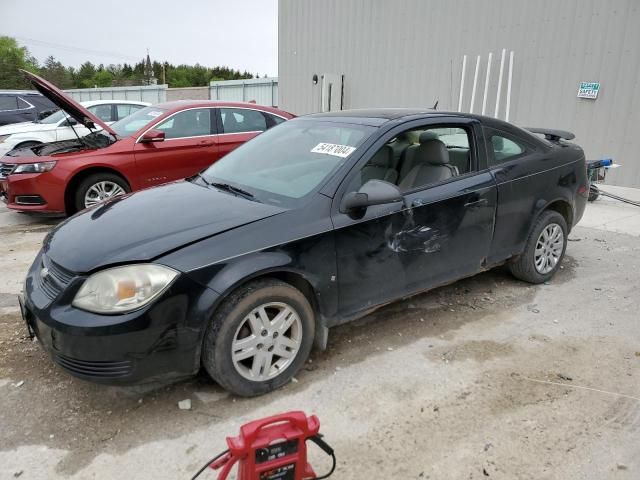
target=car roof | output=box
[302,108,548,146]
[305,108,524,129]
[79,99,151,107]
[0,90,45,96]
[151,100,291,116]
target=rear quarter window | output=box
[484,127,534,165]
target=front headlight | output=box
[13,161,57,174]
[0,134,10,143]
[72,264,179,314]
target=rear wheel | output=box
[73,173,130,212]
[202,279,315,397]
[509,210,568,284]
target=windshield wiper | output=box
[210,182,256,200]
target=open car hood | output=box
[20,70,117,138]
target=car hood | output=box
[0,121,57,136]
[20,70,117,138]
[44,180,287,273]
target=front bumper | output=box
[0,171,66,213]
[22,251,220,384]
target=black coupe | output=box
[21,109,588,396]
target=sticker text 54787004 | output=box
[311,143,356,158]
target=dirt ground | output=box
[1,199,639,479]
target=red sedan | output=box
[0,72,294,214]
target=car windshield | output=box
[200,119,376,207]
[39,109,65,124]
[110,106,167,137]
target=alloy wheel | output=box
[84,181,126,208]
[534,223,564,274]
[231,302,303,382]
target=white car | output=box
[0,100,150,157]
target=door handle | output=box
[198,140,215,147]
[464,198,489,208]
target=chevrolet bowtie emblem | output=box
[40,267,49,279]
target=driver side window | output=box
[346,125,474,194]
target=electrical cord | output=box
[308,435,337,479]
[191,449,230,480]
[314,451,337,479]
[597,188,640,207]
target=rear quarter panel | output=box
[488,143,587,264]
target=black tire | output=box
[73,172,130,213]
[588,187,600,202]
[202,279,315,397]
[508,210,568,284]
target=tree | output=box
[76,62,97,88]
[0,36,38,89]
[92,70,114,87]
[40,55,74,88]
[1,36,257,89]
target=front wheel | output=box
[509,210,568,284]
[202,279,315,397]
[74,173,130,212]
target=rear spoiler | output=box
[525,127,575,142]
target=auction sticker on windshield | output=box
[311,143,356,158]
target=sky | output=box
[0,0,279,76]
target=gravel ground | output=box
[0,200,639,479]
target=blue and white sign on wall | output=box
[577,82,600,99]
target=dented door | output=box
[399,172,497,293]
[332,172,496,317]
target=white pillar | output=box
[494,48,506,118]
[469,55,481,113]
[505,51,514,122]
[458,55,467,112]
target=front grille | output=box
[0,162,16,179]
[35,255,74,301]
[53,353,133,378]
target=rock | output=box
[387,347,394,351]
[291,377,299,383]
[193,391,228,404]
[14,380,24,388]
[178,399,192,410]
[13,471,23,478]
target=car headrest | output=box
[369,145,392,167]
[492,136,504,151]
[419,131,439,143]
[417,139,450,165]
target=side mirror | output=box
[139,129,166,143]
[64,117,78,126]
[340,179,403,212]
